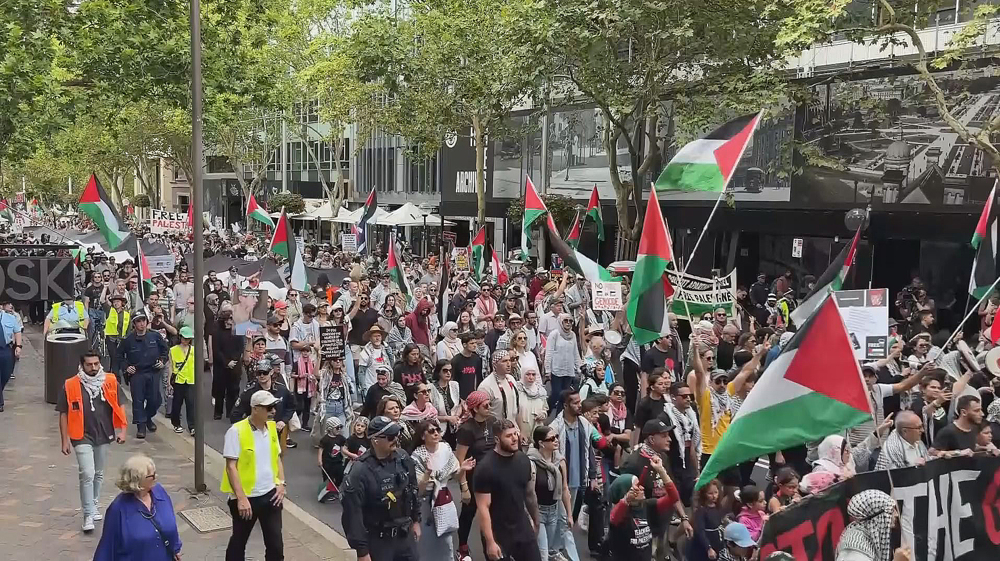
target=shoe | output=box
[82,516,95,532]
[93,511,102,522]
[173,426,183,434]
[0,405,4,413]
[9,374,14,380]
[213,414,222,420]
[136,427,146,439]
[189,428,196,436]
[286,439,298,449]
[146,421,157,433]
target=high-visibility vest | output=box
[220,418,280,496]
[52,301,87,328]
[104,308,131,338]
[170,344,195,385]
[63,375,128,441]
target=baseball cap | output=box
[724,522,757,548]
[273,300,287,310]
[179,326,194,339]
[642,419,672,438]
[266,315,282,326]
[711,368,730,380]
[250,390,280,408]
[367,415,401,438]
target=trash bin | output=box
[44,330,89,404]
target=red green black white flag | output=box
[471,227,486,282]
[246,194,275,228]
[970,181,998,299]
[79,173,130,250]
[269,207,307,291]
[520,176,557,259]
[625,187,675,345]
[790,224,861,327]
[388,234,412,305]
[584,185,604,241]
[655,112,761,193]
[357,188,378,254]
[566,211,582,250]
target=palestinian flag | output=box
[388,234,413,305]
[0,201,13,225]
[655,112,761,192]
[566,211,582,249]
[187,200,194,230]
[437,245,450,327]
[246,194,275,229]
[137,240,155,301]
[520,176,557,259]
[970,182,998,299]
[471,227,486,282]
[625,187,675,345]
[79,173,130,250]
[584,185,604,241]
[357,188,378,254]
[790,226,861,327]
[697,293,871,489]
[546,222,615,284]
[269,207,307,291]
[491,249,509,285]
[70,248,87,266]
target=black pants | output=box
[170,383,195,429]
[213,365,239,418]
[623,359,640,415]
[458,492,478,548]
[368,533,417,561]
[227,489,283,561]
[496,537,543,561]
[29,301,45,324]
[738,458,757,487]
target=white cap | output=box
[250,390,280,408]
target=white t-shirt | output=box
[223,423,276,498]
[289,319,320,362]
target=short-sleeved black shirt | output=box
[474,450,535,538]
[456,417,495,463]
[932,422,978,452]
[451,352,484,399]
[56,386,116,447]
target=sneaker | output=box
[82,516,95,532]
[136,426,146,439]
[173,426,183,433]
[146,421,157,433]
[93,511,102,522]
[286,439,298,449]
[189,428,196,436]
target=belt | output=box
[375,525,410,538]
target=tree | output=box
[528,0,797,241]
[269,192,305,214]
[348,0,547,224]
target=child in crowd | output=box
[767,467,801,514]
[735,485,768,542]
[344,416,370,466]
[687,478,726,561]
[317,417,346,502]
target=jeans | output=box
[170,383,195,429]
[537,502,580,561]
[129,370,162,425]
[88,309,105,349]
[227,488,283,561]
[74,443,107,518]
[0,345,12,408]
[418,494,454,561]
[548,375,576,413]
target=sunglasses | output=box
[441,368,453,373]
[542,436,558,442]
[676,393,693,399]
[375,433,398,442]
[426,426,441,434]
[145,472,157,480]
[611,390,625,396]
[416,388,430,395]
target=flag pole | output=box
[939,274,1000,352]
[962,179,998,328]
[679,111,763,282]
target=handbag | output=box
[432,485,459,537]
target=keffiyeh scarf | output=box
[836,490,895,561]
[77,366,108,411]
[874,429,928,471]
[708,385,732,430]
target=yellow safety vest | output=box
[105,308,131,337]
[170,344,195,385]
[52,301,87,327]
[220,418,280,496]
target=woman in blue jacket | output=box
[94,454,182,561]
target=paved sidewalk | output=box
[0,328,353,561]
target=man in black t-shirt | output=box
[475,418,540,561]
[451,332,484,399]
[640,335,674,395]
[932,394,982,456]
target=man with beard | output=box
[906,310,937,342]
[473,282,497,329]
[716,324,739,372]
[663,383,700,508]
[405,299,435,358]
[475,418,540,561]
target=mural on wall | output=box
[793,68,999,207]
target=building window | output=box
[177,193,190,210]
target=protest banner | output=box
[834,288,889,359]
[320,325,346,361]
[592,281,623,311]
[759,455,1000,561]
[455,247,470,271]
[667,269,738,320]
[150,209,189,234]
[233,289,267,336]
[145,254,176,274]
[341,233,357,253]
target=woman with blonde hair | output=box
[94,454,183,560]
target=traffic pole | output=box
[191,0,207,493]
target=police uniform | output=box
[342,416,420,561]
[116,313,169,437]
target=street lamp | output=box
[419,202,438,257]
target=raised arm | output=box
[731,342,770,396]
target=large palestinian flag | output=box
[789,225,861,327]
[546,221,614,284]
[625,187,675,345]
[584,185,604,241]
[388,234,412,305]
[491,249,509,285]
[566,211,582,249]
[697,294,871,488]
[269,208,307,291]
[654,113,761,192]
[357,188,378,254]
[246,194,275,228]
[79,173,130,250]
[520,176,557,259]
[970,182,998,299]
[471,227,486,282]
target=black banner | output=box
[319,325,345,362]
[759,456,1000,560]
[0,257,74,302]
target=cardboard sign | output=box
[833,288,889,360]
[295,236,305,254]
[455,247,470,271]
[145,254,176,274]
[792,237,803,258]
[150,209,189,234]
[592,281,623,311]
[320,325,346,361]
[341,233,357,253]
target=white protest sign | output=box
[341,233,357,253]
[792,238,803,258]
[145,254,176,274]
[232,222,241,233]
[592,281,623,311]
[833,288,889,360]
[295,236,305,254]
[149,209,188,234]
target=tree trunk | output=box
[332,136,346,211]
[473,114,486,226]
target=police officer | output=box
[117,312,169,438]
[0,303,22,412]
[342,415,420,561]
[44,294,89,335]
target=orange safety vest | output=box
[63,375,128,441]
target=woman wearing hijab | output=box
[836,490,911,561]
[387,315,413,360]
[544,313,583,412]
[517,367,548,445]
[436,322,463,361]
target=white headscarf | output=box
[813,434,856,478]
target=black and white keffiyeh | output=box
[874,429,928,471]
[77,365,107,411]
[836,490,895,561]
